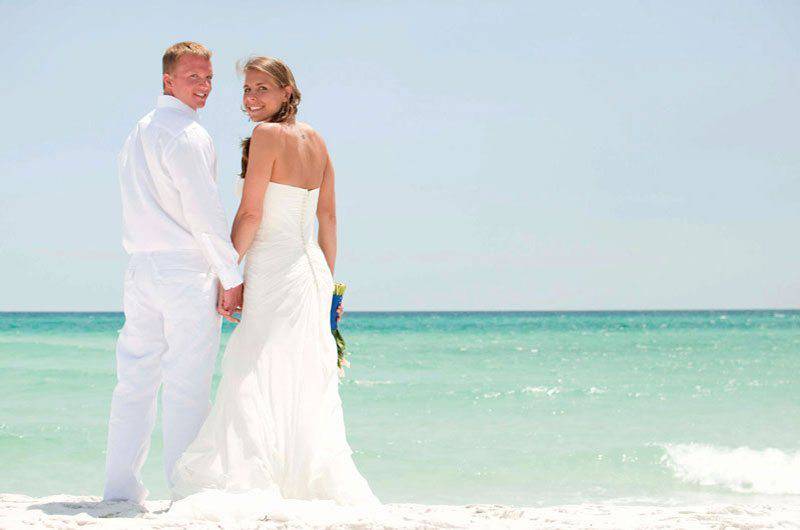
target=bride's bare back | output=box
[268,122,328,190]
[232,121,338,276]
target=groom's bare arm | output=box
[231,124,284,261]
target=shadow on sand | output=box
[28,498,171,518]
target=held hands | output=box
[215,282,344,324]
[217,281,243,323]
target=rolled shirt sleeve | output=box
[163,131,243,289]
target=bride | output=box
[168,56,380,517]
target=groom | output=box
[103,41,243,504]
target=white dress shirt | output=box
[118,95,242,289]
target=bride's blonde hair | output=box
[238,56,302,178]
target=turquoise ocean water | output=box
[1,311,798,508]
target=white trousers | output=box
[103,250,222,503]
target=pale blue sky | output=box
[1,1,798,311]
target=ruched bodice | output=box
[244,182,331,302]
[253,182,320,248]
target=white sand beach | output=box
[2,493,799,529]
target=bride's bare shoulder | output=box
[297,122,328,152]
[291,121,314,137]
[249,123,285,152]
[252,122,283,138]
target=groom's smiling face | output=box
[163,55,213,110]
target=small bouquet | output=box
[330,282,351,378]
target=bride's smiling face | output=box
[243,69,291,122]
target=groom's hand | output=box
[217,282,243,323]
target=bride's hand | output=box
[336,302,344,323]
[217,281,226,315]
[217,281,243,323]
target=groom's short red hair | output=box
[162,41,212,74]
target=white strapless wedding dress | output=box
[168,181,381,524]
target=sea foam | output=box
[659,443,800,495]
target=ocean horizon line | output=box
[1,308,797,315]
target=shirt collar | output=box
[156,95,199,119]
